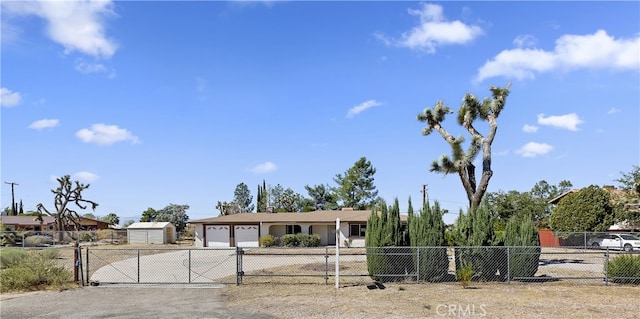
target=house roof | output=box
[190,210,406,224]
[127,222,174,229]
[547,189,580,205]
[0,215,56,226]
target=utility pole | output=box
[4,182,19,216]
[421,184,428,208]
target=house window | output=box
[286,225,302,234]
[350,224,366,237]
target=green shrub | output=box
[0,248,28,268]
[608,254,640,284]
[456,262,474,288]
[24,235,54,247]
[281,234,299,247]
[259,234,276,247]
[0,252,72,292]
[408,201,449,282]
[297,234,321,247]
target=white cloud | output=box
[347,100,382,118]
[513,34,537,48]
[607,108,620,114]
[537,113,584,131]
[76,123,140,145]
[250,161,277,174]
[73,171,99,183]
[28,119,59,130]
[1,87,22,107]
[516,142,553,158]
[2,0,118,59]
[74,59,107,73]
[377,3,483,53]
[522,124,539,133]
[476,30,640,82]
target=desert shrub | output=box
[608,254,640,284]
[24,235,54,247]
[79,232,95,242]
[38,248,61,260]
[0,251,72,292]
[456,261,474,288]
[0,232,19,247]
[281,234,299,247]
[0,248,28,268]
[259,234,276,247]
[97,229,115,240]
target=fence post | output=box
[137,249,140,283]
[324,246,329,285]
[236,247,244,285]
[335,218,340,289]
[604,247,609,286]
[85,247,90,285]
[188,249,192,283]
[73,242,79,282]
[584,232,587,249]
[506,247,511,284]
[416,247,420,282]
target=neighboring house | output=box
[189,209,406,248]
[0,216,56,231]
[0,215,110,231]
[127,222,177,244]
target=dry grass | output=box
[223,282,640,319]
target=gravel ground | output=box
[0,286,276,319]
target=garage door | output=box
[235,225,259,247]
[129,230,148,244]
[206,225,230,247]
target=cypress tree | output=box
[365,198,412,282]
[454,200,498,281]
[409,201,450,282]
[503,214,540,280]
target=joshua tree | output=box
[417,83,511,210]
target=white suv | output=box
[587,234,640,252]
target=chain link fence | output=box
[0,230,128,247]
[79,246,640,286]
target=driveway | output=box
[0,286,276,319]
[88,248,365,284]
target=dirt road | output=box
[0,286,276,319]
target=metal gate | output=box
[85,248,237,284]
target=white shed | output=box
[127,222,177,244]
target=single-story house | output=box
[127,222,177,244]
[0,215,110,231]
[189,209,407,248]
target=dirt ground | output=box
[224,282,640,319]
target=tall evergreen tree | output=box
[334,157,378,209]
[365,198,411,282]
[503,214,540,280]
[233,182,254,213]
[408,201,449,282]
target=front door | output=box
[328,227,336,245]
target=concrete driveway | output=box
[89,248,364,284]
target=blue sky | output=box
[1,1,639,225]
